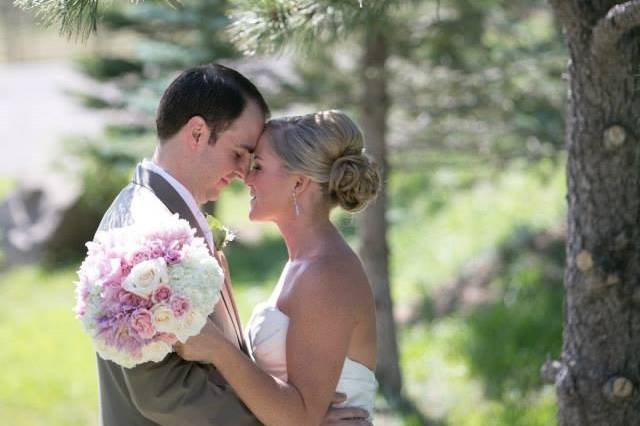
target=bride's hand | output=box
[174,319,224,363]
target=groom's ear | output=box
[185,116,211,149]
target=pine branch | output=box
[13,0,181,40]
[227,0,390,55]
[14,0,102,40]
[592,0,640,58]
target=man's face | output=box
[194,101,265,203]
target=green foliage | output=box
[390,158,566,305]
[461,243,563,399]
[389,157,565,423]
[75,56,144,81]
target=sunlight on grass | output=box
[0,267,98,426]
[390,160,566,304]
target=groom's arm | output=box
[121,354,260,426]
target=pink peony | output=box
[129,308,156,340]
[170,296,190,317]
[152,285,172,304]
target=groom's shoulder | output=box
[97,182,172,232]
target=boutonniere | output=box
[205,214,236,250]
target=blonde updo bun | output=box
[266,110,381,212]
[329,154,380,212]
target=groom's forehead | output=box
[231,136,259,153]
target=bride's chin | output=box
[248,207,260,222]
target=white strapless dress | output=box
[245,301,378,415]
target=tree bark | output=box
[550,1,640,424]
[358,25,402,396]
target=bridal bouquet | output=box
[74,214,223,368]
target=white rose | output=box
[123,258,169,298]
[175,311,206,343]
[152,303,178,333]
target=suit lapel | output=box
[132,164,247,354]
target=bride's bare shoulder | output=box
[288,248,372,316]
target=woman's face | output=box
[244,131,299,222]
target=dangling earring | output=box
[292,191,301,217]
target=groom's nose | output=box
[235,156,251,179]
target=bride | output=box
[176,110,380,425]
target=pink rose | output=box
[101,281,123,302]
[164,249,182,265]
[152,285,172,304]
[118,290,145,308]
[147,240,165,259]
[156,332,178,345]
[120,258,133,277]
[170,296,190,317]
[130,308,156,339]
[129,249,151,265]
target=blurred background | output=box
[0,0,568,425]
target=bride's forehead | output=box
[254,133,273,153]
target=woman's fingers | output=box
[324,406,370,422]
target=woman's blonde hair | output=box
[265,110,380,212]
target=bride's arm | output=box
[176,265,363,426]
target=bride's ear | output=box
[293,175,312,195]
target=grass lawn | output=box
[0,267,98,426]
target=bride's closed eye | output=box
[250,160,262,171]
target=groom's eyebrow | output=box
[241,143,255,153]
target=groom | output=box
[96,63,370,425]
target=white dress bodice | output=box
[245,301,378,415]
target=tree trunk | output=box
[550,1,640,424]
[358,25,402,396]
